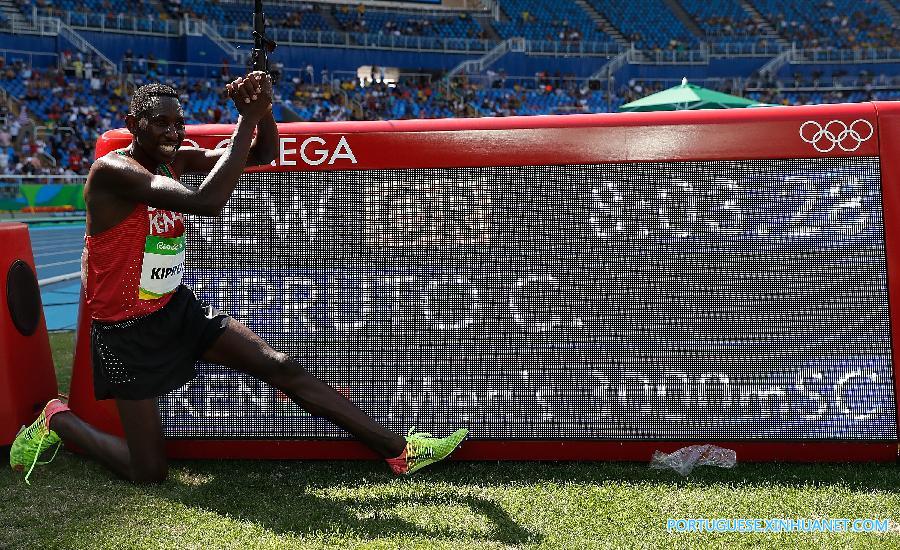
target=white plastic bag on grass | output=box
[650,445,736,476]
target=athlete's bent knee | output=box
[130,462,168,484]
[131,468,167,484]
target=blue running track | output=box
[28,223,85,331]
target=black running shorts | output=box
[91,285,230,400]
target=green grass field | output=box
[2,331,899,549]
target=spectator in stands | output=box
[73,54,83,79]
[123,49,133,74]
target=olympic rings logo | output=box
[799,119,874,153]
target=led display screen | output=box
[165,157,897,440]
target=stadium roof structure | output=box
[619,78,756,112]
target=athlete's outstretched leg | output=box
[202,320,406,459]
[12,398,168,484]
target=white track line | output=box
[39,272,81,286]
[31,243,84,252]
[36,259,82,269]
[31,248,84,258]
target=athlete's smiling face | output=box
[126,96,186,164]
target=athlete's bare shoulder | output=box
[87,149,154,197]
[92,148,149,172]
[85,150,152,235]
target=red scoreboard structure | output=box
[67,102,900,462]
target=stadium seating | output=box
[751,0,899,49]
[332,5,483,40]
[18,0,900,52]
[678,0,764,42]
[491,0,610,43]
[2,0,898,178]
[587,0,699,49]
[29,0,162,31]
[471,86,610,116]
[27,0,175,33]
[164,0,224,24]
[746,89,900,105]
[168,1,332,32]
[8,49,895,178]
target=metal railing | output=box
[707,41,785,57]
[0,175,87,186]
[590,50,628,81]
[744,74,900,92]
[454,73,600,88]
[13,8,900,65]
[32,8,181,36]
[524,39,622,57]
[221,26,354,48]
[121,57,233,79]
[759,48,792,76]
[446,37,524,80]
[215,24,495,53]
[219,0,491,13]
[119,57,317,84]
[200,20,247,64]
[38,17,117,74]
[628,45,710,65]
[624,76,747,90]
[0,48,60,69]
[789,47,900,64]
[29,16,61,37]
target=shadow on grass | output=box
[170,461,539,545]
[157,455,900,543]
[7,452,898,546]
[441,459,900,492]
[207,457,900,493]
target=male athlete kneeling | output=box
[11,73,466,484]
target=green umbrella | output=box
[618,78,757,112]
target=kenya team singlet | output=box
[83,156,186,322]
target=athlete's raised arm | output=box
[175,71,279,173]
[87,76,273,219]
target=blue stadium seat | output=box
[492,0,610,43]
[28,0,161,26]
[587,0,699,49]
[332,5,483,40]
[751,0,898,49]
[678,0,764,43]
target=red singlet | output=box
[82,157,186,322]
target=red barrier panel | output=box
[67,294,121,437]
[69,103,900,462]
[0,223,58,445]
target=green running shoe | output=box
[387,427,468,475]
[9,399,68,484]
